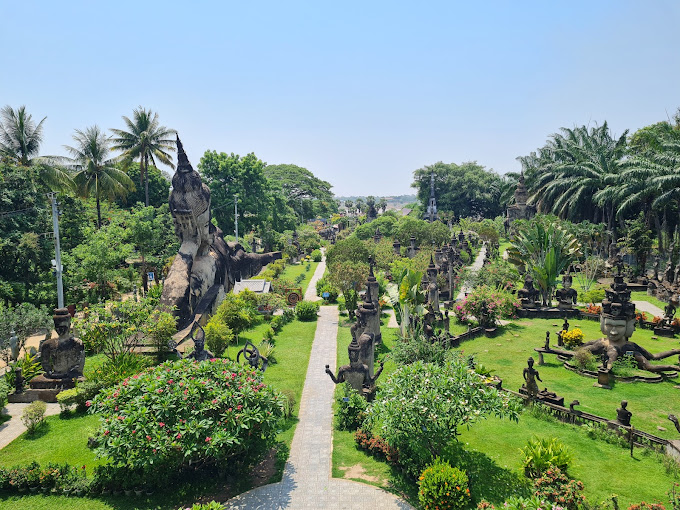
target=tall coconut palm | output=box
[62,126,134,228]
[0,105,72,190]
[110,107,175,207]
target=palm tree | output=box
[0,105,72,190]
[110,107,175,207]
[525,123,628,233]
[62,126,134,228]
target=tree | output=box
[412,161,503,219]
[506,220,581,306]
[116,162,170,208]
[521,122,628,234]
[199,151,271,236]
[621,212,653,274]
[62,126,134,229]
[377,197,388,213]
[365,353,522,477]
[0,105,72,191]
[263,164,336,220]
[110,107,175,207]
[344,200,354,215]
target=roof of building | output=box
[232,279,272,294]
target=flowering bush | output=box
[636,312,648,322]
[532,466,585,510]
[628,504,666,510]
[561,328,584,349]
[354,429,398,464]
[455,285,519,327]
[585,304,602,314]
[90,358,283,472]
[418,458,470,510]
[364,352,522,477]
[652,316,662,324]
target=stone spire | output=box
[424,171,438,222]
[514,172,529,206]
[176,135,194,174]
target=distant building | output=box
[232,279,271,295]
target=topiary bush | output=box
[90,358,284,473]
[521,436,572,478]
[418,458,471,510]
[311,249,322,262]
[295,300,320,321]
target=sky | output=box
[2,1,679,196]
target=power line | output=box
[0,206,38,218]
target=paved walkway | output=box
[385,308,399,328]
[633,300,664,318]
[456,244,487,301]
[225,306,413,509]
[0,403,61,449]
[304,249,326,302]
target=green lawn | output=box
[279,260,320,296]
[630,290,668,313]
[330,315,680,506]
[0,317,319,508]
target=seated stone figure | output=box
[551,274,680,373]
[39,308,85,379]
[517,274,540,308]
[160,136,281,329]
[555,274,578,309]
[325,335,384,398]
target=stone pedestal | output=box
[594,369,612,389]
[8,374,84,403]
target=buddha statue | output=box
[517,274,540,309]
[555,274,578,309]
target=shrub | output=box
[455,285,519,328]
[418,458,471,510]
[627,503,666,510]
[612,354,639,377]
[521,436,572,478]
[57,388,79,414]
[354,429,398,463]
[147,310,177,361]
[22,400,47,434]
[258,340,276,363]
[187,502,225,510]
[90,359,284,472]
[5,352,42,390]
[572,348,598,372]
[213,292,261,336]
[580,288,605,305]
[0,379,9,408]
[270,315,285,333]
[280,389,297,419]
[204,317,234,356]
[562,328,584,349]
[502,495,553,510]
[585,303,602,314]
[532,466,585,510]
[365,353,522,477]
[391,328,448,366]
[316,276,339,303]
[263,326,275,341]
[335,383,368,430]
[86,352,152,388]
[295,300,320,321]
[311,249,322,262]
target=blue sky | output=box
[2,1,679,196]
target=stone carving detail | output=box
[325,334,383,398]
[160,136,281,329]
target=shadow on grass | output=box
[445,442,531,504]
[24,422,50,440]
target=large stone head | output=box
[599,316,635,345]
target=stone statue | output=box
[522,357,542,397]
[8,329,19,362]
[665,260,674,284]
[663,297,678,328]
[426,255,440,312]
[551,273,680,373]
[184,323,214,361]
[160,136,281,329]
[555,274,578,309]
[518,274,540,309]
[325,335,384,398]
[653,256,660,281]
[616,400,632,427]
[39,308,85,379]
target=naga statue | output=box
[160,136,281,329]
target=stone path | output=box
[456,244,487,301]
[304,249,326,302]
[386,308,399,328]
[0,403,61,449]
[633,300,664,318]
[225,306,413,509]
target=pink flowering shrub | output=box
[89,358,283,472]
[455,285,519,328]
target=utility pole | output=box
[47,193,64,308]
[234,194,239,241]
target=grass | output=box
[0,316,319,508]
[279,260,320,296]
[457,411,678,506]
[330,315,680,506]
[630,290,668,313]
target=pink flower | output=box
[85,401,92,407]
[205,437,212,442]
[146,435,152,441]
[176,433,182,439]
[104,430,110,436]
[159,422,165,427]
[212,399,217,404]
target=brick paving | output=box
[225,306,413,509]
[456,245,487,300]
[303,249,326,302]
